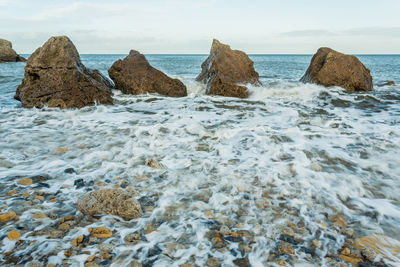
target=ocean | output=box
[1,54,400,266]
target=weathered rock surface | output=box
[15,36,113,108]
[354,234,400,263]
[0,39,26,63]
[77,189,142,220]
[300,47,373,92]
[108,50,187,97]
[196,39,260,98]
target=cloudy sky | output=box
[1,0,400,54]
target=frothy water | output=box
[1,55,400,266]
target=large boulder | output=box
[108,50,187,97]
[77,189,142,221]
[196,39,261,98]
[0,38,26,63]
[15,36,113,108]
[300,47,373,92]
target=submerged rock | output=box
[15,36,113,108]
[196,39,260,98]
[0,39,26,63]
[300,47,373,92]
[77,189,142,220]
[108,50,187,97]
[353,234,400,262]
[379,81,395,86]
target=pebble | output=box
[277,242,295,255]
[330,216,347,228]
[7,190,17,196]
[124,233,141,245]
[58,223,70,231]
[0,211,16,222]
[72,235,84,246]
[18,178,33,186]
[7,230,21,241]
[206,257,219,267]
[91,227,112,238]
[64,168,76,174]
[33,212,48,219]
[146,159,164,169]
[99,243,114,253]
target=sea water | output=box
[0,54,400,266]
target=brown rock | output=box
[0,211,16,222]
[90,227,112,238]
[353,234,400,262]
[379,81,395,86]
[18,178,33,186]
[300,47,373,92]
[77,189,142,220]
[277,242,295,255]
[7,230,21,241]
[108,50,187,97]
[196,39,260,98]
[15,36,113,108]
[0,39,26,63]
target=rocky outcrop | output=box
[77,189,142,220]
[0,39,26,63]
[196,39,260,98]
[15,36,113,108]
[108,50,187,97]
[300,47,373,92]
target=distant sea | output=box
[0,54,399,266]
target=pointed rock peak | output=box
[129,50,141,56]
[0,38,26,63]
[28,35,81,68]
[211,39,231,51]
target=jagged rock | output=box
[379,81,395,86]
[15,36,113,108]
[108,50,187,97]
[196,39,260,98]
[77,189,142,220]
[0,39,26,63]
[300,47,373,92]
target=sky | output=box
[1,0,400,54]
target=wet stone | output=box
[233,256,250,267]
[74,179,85,189]
[206,257,220,267]
[64,168,76,174]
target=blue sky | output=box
[1,0,400,54]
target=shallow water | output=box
[0,54,400,266]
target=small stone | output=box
[34,195,45,201]
[206,257,219,267]
[99,243,114,253]
[54,147,70,154]
[205,210,214,218]
[144,224,157,234]
[276,259,286,266]
[310,164,322,171]
[72,235,84,246]
[33,212,48,219]
[60,215,75,223]
[312,240,321,248]
[341,247,351,256]
[64,168,76,174]
[23,192,30,197]
[124,233,141,245]
[137,176,148,180]
[64,252,72,257]
[0,211,16,222]
[339,255,363,265]
[330,216,347,228]
[91,227,112,238]
[277,242,295,255]
[85,263,99,267]
[146,159,163,169]
[7,230,21,241]
[211,236,225,248]
[100,252,110,259]
[46,264,55,267]
[18,178,33,186]
[58,222,70,231]
[87,255,96,262]
[7,190,17,196]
